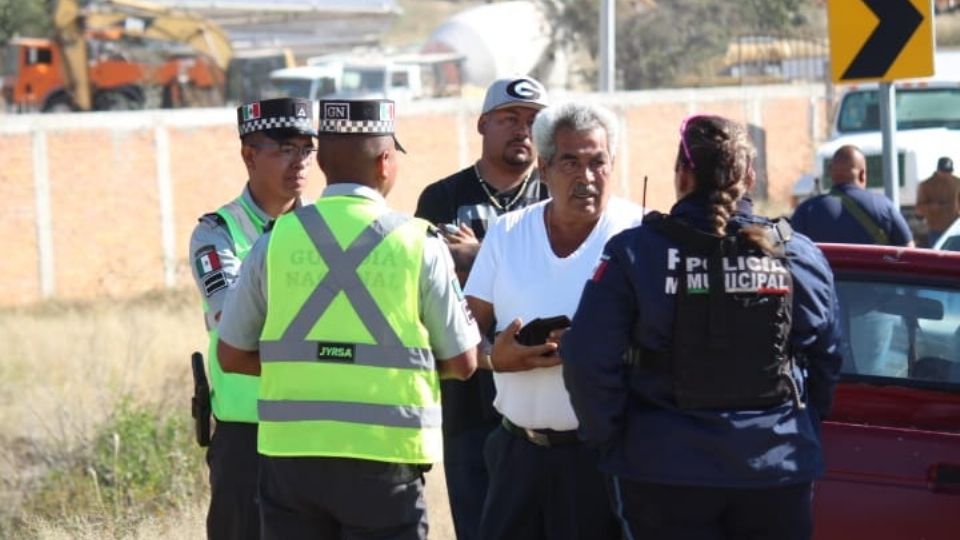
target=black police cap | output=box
[237,97,317,139]
[317,99,406,153]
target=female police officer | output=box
[561,115,842,539]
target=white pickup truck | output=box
[797,80,960,211]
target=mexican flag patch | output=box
[242,102,261,121]
[195,247,222,276]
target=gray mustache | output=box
[573,184,599,197]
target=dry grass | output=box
[0,289,455,539]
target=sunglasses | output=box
[678,114,706,170]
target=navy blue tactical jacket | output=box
[562,194,843,488]
[790,182,913,246]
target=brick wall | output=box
[0,84,827,306]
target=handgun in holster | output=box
[191,351,212,447]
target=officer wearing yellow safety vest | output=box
[188,96,317,540]
[217,98,480,539]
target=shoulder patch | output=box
[199,213,226,227]
[591,254,611,282]
[194,245,226,297]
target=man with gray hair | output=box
[464,101,645,539]
[414,76,550,540]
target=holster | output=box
[191,351,212,447]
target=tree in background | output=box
[0,0,52,42]
[546,0,823,89]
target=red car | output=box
[814,244,960,539]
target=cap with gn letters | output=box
[318,99,406,153]
[237,97,317,139]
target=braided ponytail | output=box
[677,116,756,236]
[679,116,768,249]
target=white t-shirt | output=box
[464,197,645,430]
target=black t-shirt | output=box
[415,165,548,240]
[415,164,549,435]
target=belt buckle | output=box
[524,428,550,447]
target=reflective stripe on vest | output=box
[259,400,442,428]
[204,195,265,423]
[258,200,440,463]
[260,209,432,367]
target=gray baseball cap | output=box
[481,77,548,114]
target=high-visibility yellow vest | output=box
[203,195,265,423]
[258,196,441,464]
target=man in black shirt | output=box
[415,76,549,540]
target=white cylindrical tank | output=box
[421,1,550,87]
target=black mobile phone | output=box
[515,315,571,346]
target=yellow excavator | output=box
[3,0,233,111]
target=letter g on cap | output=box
[506,78,542,100]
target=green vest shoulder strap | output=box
[201,194,266,424]
[216,196,267,258]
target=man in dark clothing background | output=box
[791,144,913,247]
[792,144,911,376]
[414,76,549,540]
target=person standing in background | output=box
[791,144,913,247]
[915,157,960,247]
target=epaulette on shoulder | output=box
[263,219,276,233]
[198,213,226,227]
[642,210,667,226]
[762,218,793,257]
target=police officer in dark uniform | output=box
[562,115,843,539]
[188,97,316,540]
[791,144,913,246]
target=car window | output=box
[837,87,960,133]
[270,78,313,99]
[933,218,960,251]
[940,236,960,252]
[835,279,960,386]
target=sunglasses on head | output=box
[678,114,707,170]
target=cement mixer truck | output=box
[421,0,568,89]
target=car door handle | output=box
[928,463,960,494]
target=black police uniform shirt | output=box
[415,165,548,435]
[562,194,843,488]
[791,183,913,245]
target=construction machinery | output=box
[2,0,233,112]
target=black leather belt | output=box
[501,417,580,447]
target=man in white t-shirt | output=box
[464,101,645,540]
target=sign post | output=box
[879,82,899,207]
[827,0,934,205]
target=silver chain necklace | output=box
[473,163,531,212]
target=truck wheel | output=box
[94,90,145,111]
[41,93,78,113]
